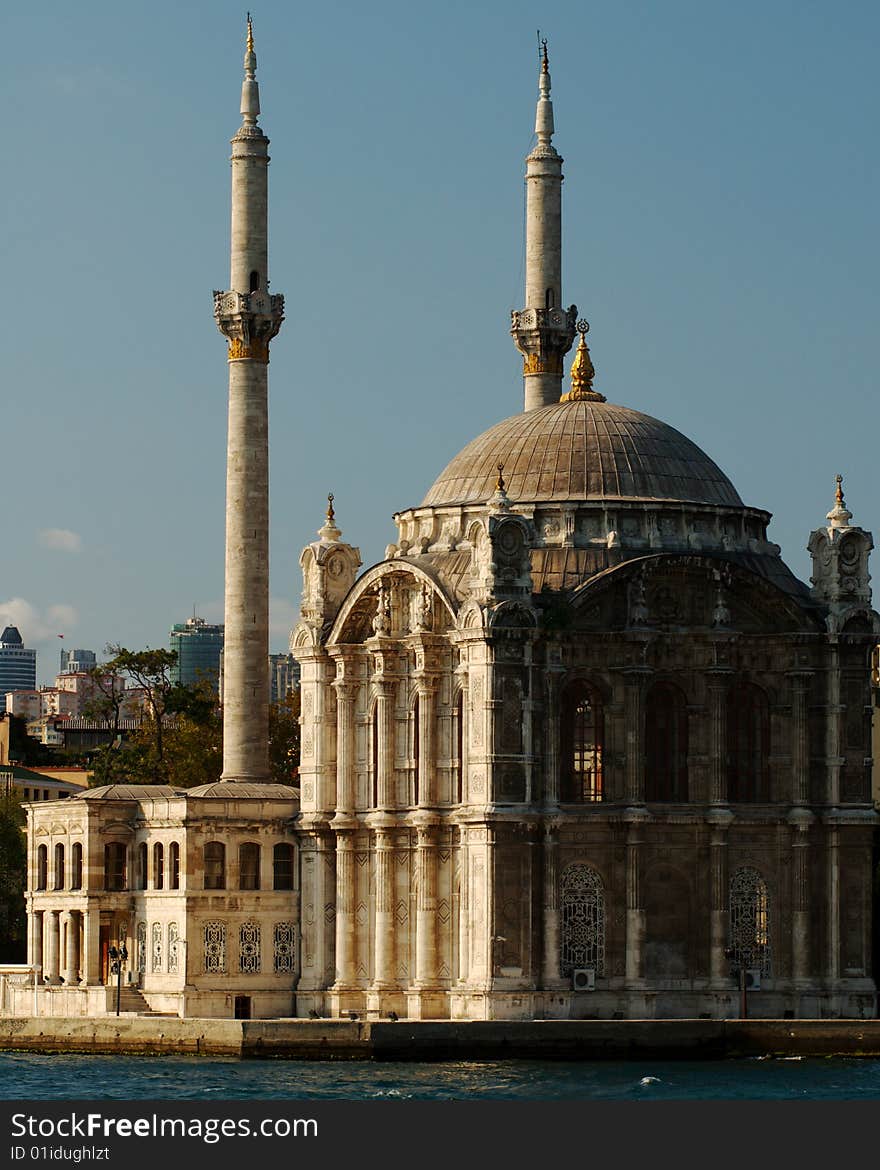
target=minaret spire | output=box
[213,18,285,782]
[511,39,577,412]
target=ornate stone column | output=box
[415,676,438,808]
[28,910,43,974]
[623,672,648,804]
[826,822,840,984]
[44,910,61,986]
[541,823,561,985]
[62,911,80,986]
[333,834,357,987]
[790,811,813,986]
[708,811,733,987]
[624,810,648,987]
[371,827,396,988]
[82,908,101,986]
[332,671,358,816]
[414,826,439,987]
[707,671,731,804]
[375,678,396,811]
[543,669,564,806]
[789,671,812,805]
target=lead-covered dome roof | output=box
[422,399,743,509]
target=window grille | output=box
[168,923,179,975]
[560,864,605,976]
[274,921,295,974]
[137,921,147,975]
[151,922,163,973]
[204,921,226,974]
[239,922,261,974]
[729,866,771,976]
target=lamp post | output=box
[724,947,747,1020]
[108,944,128,1017]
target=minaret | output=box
[511,41,577,412]
[214,17,284,782]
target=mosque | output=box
[11,25,878,1022]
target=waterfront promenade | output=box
[1,1018,879,1060]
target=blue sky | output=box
[1,0,877,683]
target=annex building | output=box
[8,27,878,1022]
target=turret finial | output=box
[827,473,853,530]
[534,36,555,146]
[318,492,342,542]
[247,12,254,54]
[495,464,506,493]
[541,38,549,74]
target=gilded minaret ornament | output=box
[561,320,605,403]
[213,18,285,782]
[510,40,577,412]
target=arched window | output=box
[169,841,181,889]
[53,843,65,890]
[561,682,604,802]
[104,842,127,891]
[560,864,605,976]
[273,843,295,890]
[70,842,82,890]
[249,269,260,292]
[645,682,689,801]
[412,694,420,806]
[545,287,556,309]
[136,842,148,890]
[727,683,770,801]
[204,842,225,890]
[153,842,164,890]
[729,866,771,976]
[239,842,261,890]
[36,844,48,891]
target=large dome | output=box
[422,399,743,509]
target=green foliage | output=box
[0,792,26,961]
[269,691,301,785]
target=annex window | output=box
[70,842,82,890]
[153,842,164,890]
[136,842,148,891]
[561,682,604,802]
[169,841,181,889]
[727,683,770,802]
[273,843,295,891]
[645,682,689,801]
[104,842,127,891]
[53,843,65,890]
[560,864,605,976]
[729,866,771,977]
[36,844,48,891]
[239,842,261,891]
[204,841,226,890]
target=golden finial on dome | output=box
[561,319,605,403]
[495,464,506,492]
[246,12,254,53]
[835,474,844,507]
[326,492,335,525]
[541,38,549,74]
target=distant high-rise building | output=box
[268,653,299,705]
[0,627,36,712]
[59,648,96,675]
[169,616,224,692]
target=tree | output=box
[0,791,26,962]
[269,690,301,784]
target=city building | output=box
[59,649,96,675]
[0,628,36,713]
[10,29,878,1022]
[269,654,299,706]
[169,617,224,693]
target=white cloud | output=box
[38,528,82,553]
[0,598,79,642]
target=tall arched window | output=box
[153,842,164,890]
[53,843,65,890]
[239,842,261,890]
[729,866,771,976]
[104,842,127,891]
[727,683,770,801]
[136,842,148,890]
[453,689,464,804]
[273,843,295,890]
[645,682,689,801]
[70,842,82,890]
[204,842,225,890]
[169,841,181,889]
[36,844,48,891]
[560,864,605,975]
[561,682,604,802]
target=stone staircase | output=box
[108,986,175,1017]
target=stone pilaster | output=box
[708,671,731,803]
[331,666,359,817]
[44,910,61,986]
[789,671,812,805]
[624,810,648,987]
[82,907,101,986]
[414,826,439,987]
[541,823,561,985]
[63,911,80,986]
[708,811,733,987]
[826,824,840,984]
[623,671,649,804]
[374,678,396,811]
[790,813,813,985]
[28,910,43,975]
[333,834,357,987]
[371,828,396,988]
[415,674,439,808]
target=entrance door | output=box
[234,995,252,1020]
[100,924,111,984]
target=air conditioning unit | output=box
[572,968,596,992]
[745,968,761,991]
